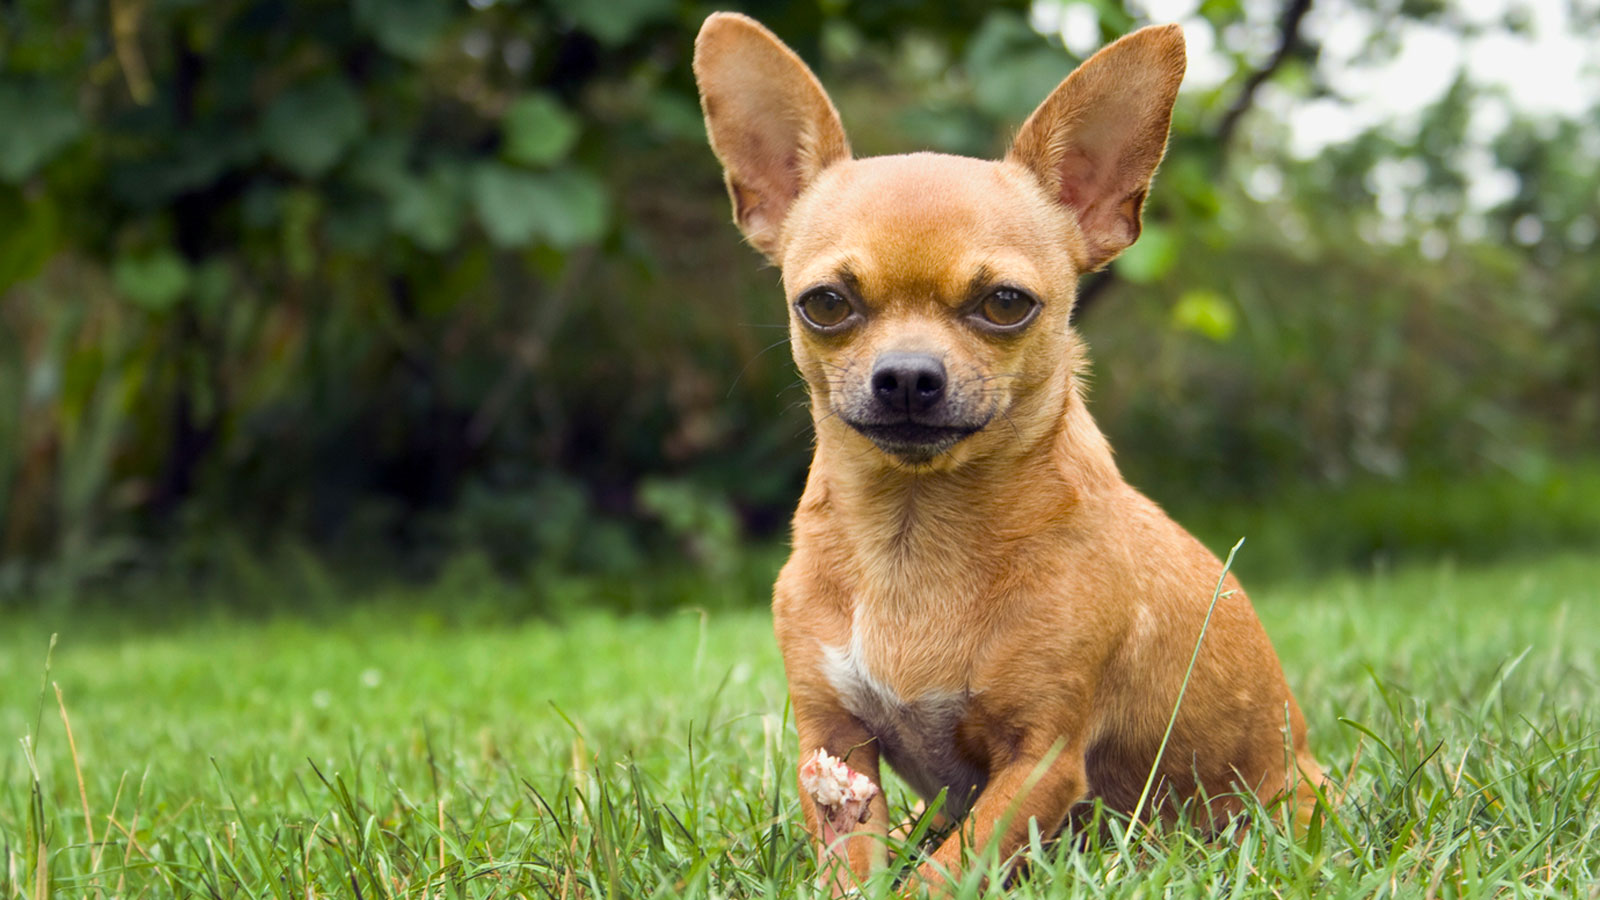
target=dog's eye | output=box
[978,289,1037,328]
[797,289,854,329]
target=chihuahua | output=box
[694,12,1321,893]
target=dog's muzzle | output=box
[841,351,990,463]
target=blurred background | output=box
[2,0,1596,613]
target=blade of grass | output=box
[1128,537,1245,838]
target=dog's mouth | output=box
[845,420,986,464]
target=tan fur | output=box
[695,13,1322,894]
[693,12,850,258]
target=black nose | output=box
[870,351,946,415]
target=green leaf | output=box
[471,164,608,249]
[1169,157,1223,219]
[1171,289,1237,342]
[354,0,453,61]
[0,80,84,182]
[1089,0,1137,34]
[390,163,466,252]
[1114,223,1178,284]
[549,0,673,46]
[532,170,609,248]
[110,125,260,208]
[114,250,192,313]
[471,164,548,247]
[503,95,580,167]
[1197,0,1245,22]
[965,13,1073,122]
[261,78,366,178]
[190,259,234,318]
[645,93,706,143]
[348,135,412,194]
[0,188,60,292]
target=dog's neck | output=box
[796,365,1121,610]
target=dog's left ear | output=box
[1008,25,1186,272]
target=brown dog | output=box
[693,12,1321,893]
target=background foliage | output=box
[2,0,1597,605]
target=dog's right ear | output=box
[694,13,850,261]
[1008,25,1186,272]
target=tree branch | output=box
[1073,0,1314,325]
[1070,270,1117,324]
[1215,0,1314,152]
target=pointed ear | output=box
[694,12,850,261]
[1007,25,1186,271]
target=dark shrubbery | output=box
[2,1,1597,604]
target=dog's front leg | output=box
[794,710,889,896]
[916,742,1086,891]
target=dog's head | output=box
[694,13,1184,469]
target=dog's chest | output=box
[819,625,987,815]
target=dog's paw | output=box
[800,748,878,837]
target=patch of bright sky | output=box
[1034,0,1600,215]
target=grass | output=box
[2,550,1598,898]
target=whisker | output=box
[727,336,793,397]
[795,407,844,440]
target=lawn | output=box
[2,551,1597,898]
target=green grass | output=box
[2,551,1598,898]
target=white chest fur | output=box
[818,623,987,816]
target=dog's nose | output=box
[871,351,946,415]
